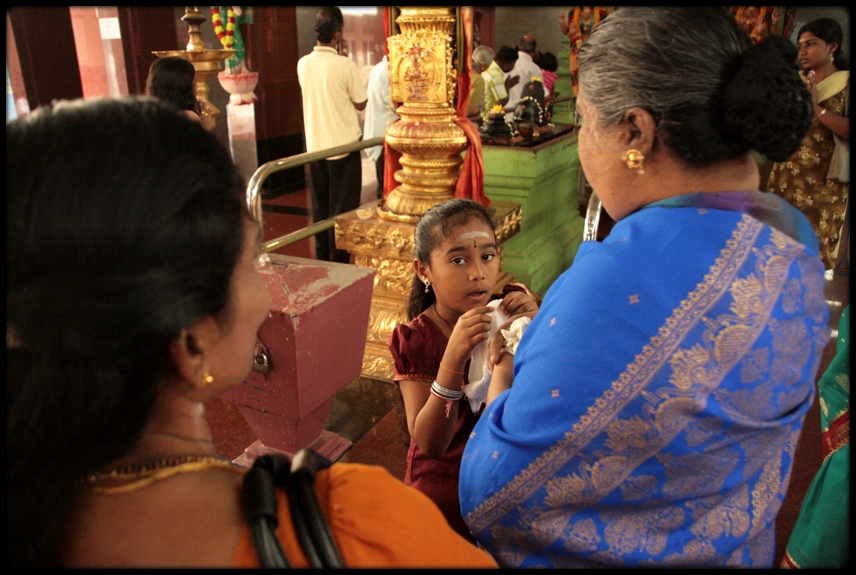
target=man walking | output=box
[297,6,367,263]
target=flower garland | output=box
[211,6,236,50]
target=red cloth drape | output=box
[382,7,402,199]
[453,7,488,206]
[382,7,487,207]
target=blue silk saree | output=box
[459,192,830,568]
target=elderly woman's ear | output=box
[619,107,657,156]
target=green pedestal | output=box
[483,129,584,297]
[550,37,576,125]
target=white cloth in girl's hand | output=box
[502,315,531,356]
[464,300,510,413]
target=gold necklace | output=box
[86,455,244,495]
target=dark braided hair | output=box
[145,56,201,115]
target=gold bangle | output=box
[439,362,464,375]
[816,108,827,120]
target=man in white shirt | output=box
[363,55,398,199]
[297,6,367,262]
[481,46,519,118]
[504,34,542,114]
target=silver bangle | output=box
[430,380,464,401]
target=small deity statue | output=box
[559,7,612,97]
[479,105,515,144]
[513,78,548,137]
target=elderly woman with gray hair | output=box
[467,45,495,123]
[459,7,829,568]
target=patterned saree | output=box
[782,305,849,569]
[459,192,830,567]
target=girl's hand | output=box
[805,70,819,108]
[486,350,514,408]
[443,306,493,367]
[498,290,539,318]
[487,318,512,368]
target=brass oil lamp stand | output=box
[152,6,234,130]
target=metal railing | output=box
[249,122,600,250]
[246,137,384,253]
[583,191,603,242]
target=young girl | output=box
[387,199,538,542]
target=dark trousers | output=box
[308,151,362,263]
[374,150,385,199]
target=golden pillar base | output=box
[336,200,522,382]
[378,105,468,222]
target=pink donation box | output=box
[221,254,374,464]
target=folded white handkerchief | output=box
[464,300,510,413]
[501,316,531,356]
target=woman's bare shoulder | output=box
[65,467,244,567]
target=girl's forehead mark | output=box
[456,230,491,241]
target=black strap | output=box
[241,448,345,569]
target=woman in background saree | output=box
[458,8,829,568]
[766,18,849,271]
[781,305,849,569]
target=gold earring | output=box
[201,371,214,386]
[621,149,645,175]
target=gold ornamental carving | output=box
[354,256,413,297]
[378,6,467,222]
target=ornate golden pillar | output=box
[376,7,466,222]
[335,6,521,381]
[153,6,233,130]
